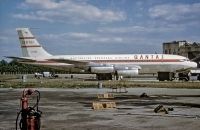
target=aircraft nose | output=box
[190,61,197,68]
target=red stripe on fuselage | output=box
[35,59,182,64]
[21,45,41,48]
[88,59,181,63]
[19,37,35,39]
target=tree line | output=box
[0,60,81,74]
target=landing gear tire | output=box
[96,73,112,80]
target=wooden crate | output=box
[92,101,116,110]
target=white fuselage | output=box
[24,54,197,74]
[15,28,197,75]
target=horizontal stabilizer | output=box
[6,56,36,62]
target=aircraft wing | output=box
[48,59,89,66]
[6,56,36,62]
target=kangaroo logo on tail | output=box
[17,28,51,57]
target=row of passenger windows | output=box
[70,57,131,60]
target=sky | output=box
[0,0,200,60]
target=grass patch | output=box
[1,78,200,89]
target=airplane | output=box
[7,28,197,80]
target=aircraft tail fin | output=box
[16,28,51,57]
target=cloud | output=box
[42,32,124,44]
[68,32,93,39]
[97,25,184,34]
[13,13,53,22]
[0,29,17,43]
[0,29,20,58]
[41,30,164,47]
[149,3,200,24]
[26,0,59,9]
[0,36,8,41]
[13,0,126,23]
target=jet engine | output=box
[90,66,114,73]
[117,69,139,77]
[115,66,140,77]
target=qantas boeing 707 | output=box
[7,28,197,80]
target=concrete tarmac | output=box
[0,88,200,130]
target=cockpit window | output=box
[180,58,190,62]
[185,58,190,61]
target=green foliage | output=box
[0,60,8,65]
[0,59,73,74]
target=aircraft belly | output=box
[112,62,185,74]
[139,63,184,74]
